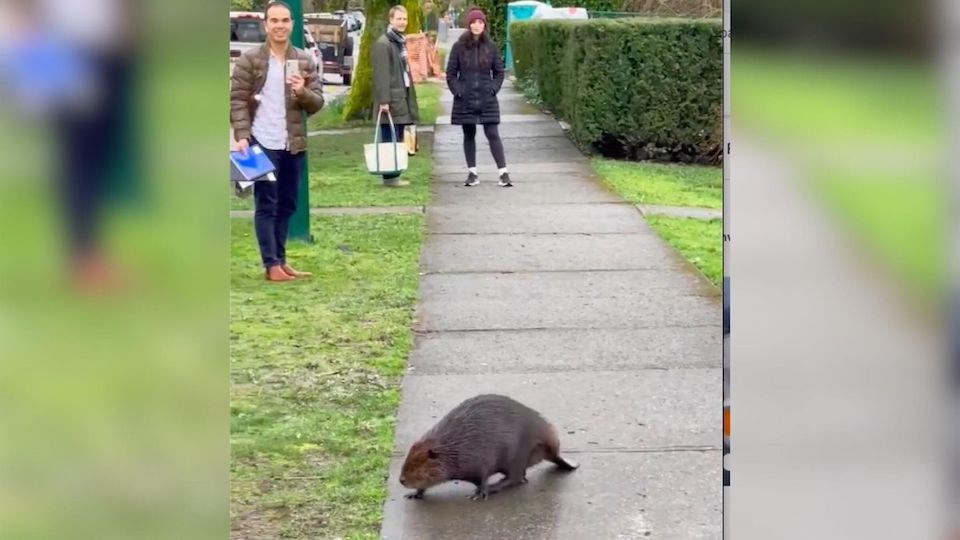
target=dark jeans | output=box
[251,138,304,269]
[379,122,406,181]
[56,53,127,262]
[462,123,507,169]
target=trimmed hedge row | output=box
[512,18,722,164]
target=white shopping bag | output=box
[364,110,409,175]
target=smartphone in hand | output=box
[285,59,300,78]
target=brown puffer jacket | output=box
[230,43,325,154]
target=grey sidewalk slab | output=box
[433,161,591,175]
[433,135,575,153]
[407,327,720,375]
[431,170,597,184]
[426,204,647,234]
[434,121,566,138]
[380,450,721,540]
[420,233,679,273]
[391,370,721,452]
[415,271,720,332]
[434,147,587,165]
[497,100,543,115]
[431,179,621,205]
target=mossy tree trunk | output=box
[404,0,423,33]
[343,0,422,120]
[342,0,424,121]
[342,1,391,121]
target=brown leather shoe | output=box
[265,265,295,281]
[281,264,313,278]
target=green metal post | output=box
[287,0,312,243]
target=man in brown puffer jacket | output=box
[230,1,324,282]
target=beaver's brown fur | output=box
[399,394,578,501]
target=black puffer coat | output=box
[445,37,505,125]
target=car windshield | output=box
[230,19,266,43]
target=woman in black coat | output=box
[446,8,512,187]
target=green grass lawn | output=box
[230,214,424,539]
[590,157,723,287]
[231,131,434,210]
[809,168,941,299]
[645,217,722,287]
[734,49,943,303]
[308,82,443,131]
[592,159,722,209]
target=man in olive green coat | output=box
[371,5,419,187]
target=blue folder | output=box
[229,145,276,181]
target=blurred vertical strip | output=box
[721,0,731,527]
[945,0,960,534]
[0,0,228,538]
[729,0,950,538]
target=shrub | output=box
[512,18,722,164]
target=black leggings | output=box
[462,124,507,169]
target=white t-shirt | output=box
[251,55,289,151]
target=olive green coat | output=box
[371,33,419,125]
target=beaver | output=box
[398,394,579,501]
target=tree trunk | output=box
[342,1,393,121]
[404,0,422,33]
[342,0,424,121]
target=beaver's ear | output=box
[427,448,438,459]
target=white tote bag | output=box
[364,109,409,175]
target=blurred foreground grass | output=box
[0,1,229,536]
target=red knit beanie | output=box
[466,7,486,25]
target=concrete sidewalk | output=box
[380,79,722,539]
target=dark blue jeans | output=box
[251,138,304,268]
[57,52,127,263]
[379,123,406,181]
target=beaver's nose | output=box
[399,475,407,485]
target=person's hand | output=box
[287,73,305,95]
[379,103,390,113]
[234,138,249,154]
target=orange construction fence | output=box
[405,32,444,83]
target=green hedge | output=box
[512,18,722,164]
